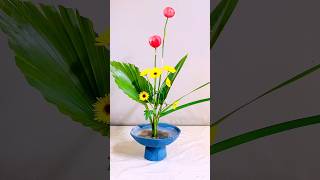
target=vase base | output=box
[144,146,166,161]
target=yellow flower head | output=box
[139,91,149,101]
[93,95,110,124]
[165,78,171,87]
[149,67,162,78]
[163,65,176,73]
[172,101,179,109]
[140,68,151,76]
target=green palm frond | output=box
[0,0,109,136]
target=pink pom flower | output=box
[163,7,175,18]
[149,35,162,48]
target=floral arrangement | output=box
[111,7,210,138]
[1,0,320,162]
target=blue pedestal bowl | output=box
[130,123,181,161]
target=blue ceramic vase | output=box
[130,123,181,161]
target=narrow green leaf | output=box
[160,98,210,117]
[211,0,239,48]
[211,114,320,154]
[162,82,210,112]
[144,109,153,121]
[214,63,320,126]
[158,54,188,104]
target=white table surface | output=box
[110,125,210,180]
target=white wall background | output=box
[110,0,210,125]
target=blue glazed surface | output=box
[130,123,180,161]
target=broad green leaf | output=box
[158,54,188,104]
[211,114,320,154]
[160,98,210,117]
[110,61,153,103]
[0,0,108,135]
[213,63,320,126]
[211,0,238,48]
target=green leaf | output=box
[110,61,153,103]
[161,82,210,112]
[160,98,210,117]
[96,29,110,49]
[214,63,320,126]
[211,0,239,48]
[158,54,188,104]
[211,114,320,154]
[0,0,109,135]
[144,109,153,121]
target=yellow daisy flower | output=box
[149,67,162,78]
[172,101,179,109]
[163,65,176,73]
[165,78,171,87]
[139,91,149,101]
[140,68,151,76]
[93,94,110,124]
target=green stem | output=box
[153,48,157,101]
[145,104,153,124]
[151,17,169,138]
[154,48,157,67]
[162,18,168,59]
[157,75,162,105]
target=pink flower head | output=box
[163,7,175,18]
[149,35,162,48]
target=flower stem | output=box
[153,48,157,101]
[154,48,157,67]
[162,18,169,59]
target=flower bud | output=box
[149,35,162,48]
[163,7,175,18]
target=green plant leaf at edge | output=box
[211,0,239,48]
[0,0,109,136]
[213,63,320,126]
[211,114,320,154]
[160,98,210,117]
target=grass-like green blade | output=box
[211,0,239,48]
[110,61,153,103]
[213,63,320,126]
[211,114,320,154]
[161,82,210,112]
[0,0,109,135]
[160,98,210,117]
[176,82,210,102]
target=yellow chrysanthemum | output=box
[93,95,110,124]
[172,101,179,109]
[139,91,149,101]
[149,67,162,78]
[163,65,176,73]
[165,78,171,87]
[140,68,151,76]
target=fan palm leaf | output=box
[0,0,109,136]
